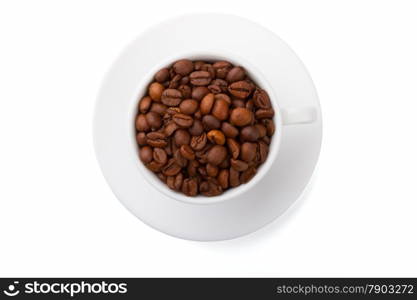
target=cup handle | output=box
[281,106,317,125]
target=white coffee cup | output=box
[128,51,317,205]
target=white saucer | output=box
[93,14,322,241]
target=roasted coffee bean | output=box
[255,108,275,119]
[240,142,257,162]
[230,107,253,127]
[190,71,211,86]
[150,103,167,115]
[145,111,162,130]
[207,145,227,166]
[146,132,167,148]
[182,178,198,196]
[136,114,150,132]
[173,59,194,76]
[180,99,199,115]
[188,119,204,136]
[217,169,229,189]
[206,164,219,177]
[155,68,170,83]
[174,129,190,146]
[178,84,192,98]
[190,133,207,151]
[139,96,152,113]
[221,122,239,138]
[136,59,275,196]
[207,129,226,145]
[255,124,267,138]
[139,146,153,163]
[163,159,182,176]
[240,126,259,142]
[202,115,221,130]
[229,167,240,187]
[200,93,215,115]
[264,119,275,136]
[231,159,249,172]
[191,86,210,101]
[173,113,194,128]
[227,138,240,159]
[153,148,167,165]
[164,121,178,136]
[180,144,195,160]
[149,82,164,101]
[136,132,147,146]
[213,61,232,79]
[161,89,182,106]
[226,66,246,83]
[253,88,271,108]
[240,167,257,183]
[212,99,229,120]
[173,149,188,167]
[147,161,164,172]
[228,80,254,99]
[169,74,181,89]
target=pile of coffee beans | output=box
[135,59,275,197]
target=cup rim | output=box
[128,50,282,205]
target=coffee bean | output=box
[139,146,153,163]
[190,133,207,151]
[207,145,227,166]
[217,169,229,189]
[212,99,229,120]
[150,103,167,115]
[226,66,246,83]
[253,88,271,109]
[229,167,240,187]
[240,166,257,183]
[146,132,167,148]
[230,107,253,127]
[188,120,204,136]
[226,138,240,159]
[180,99,199,115]
[228,80,254,99]
[207,129,226,145]
[153,148,167,165]
[191,86,210,101]
[200,93,215,115]
[173,113,194,128]
[136,114,150,132]
[255,108,275,119]
[180,144,195,160]
[213,61,232,79]
[173,59,194,76]
[178,84,192,98]
[136,59,275,196]
[145,111,162,130]
[221,122,239,138]
[202,115,221,130]
[136,132,147,146]
[149,82,165,101]
[139,96,152,113]
[240,142,257,162]
[161,89,182,106]
[240,126,259,142]
[155,68,170,83]
[174,129,190,146]
[190,71,211,86]
[206,164,219,177]
[182,178,198,196]
[162,159,182,176]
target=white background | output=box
[0,0,416,277]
